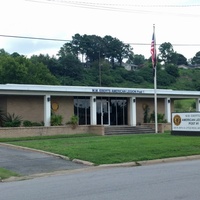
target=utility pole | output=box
[98,51,101,86]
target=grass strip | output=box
[0,133,95,142]
[0,168,20,180]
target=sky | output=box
[1,0,200,60]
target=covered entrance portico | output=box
[76,96,135,126]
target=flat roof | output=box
[0,84,199,98]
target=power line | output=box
[1,34,200,47]
[128,42,200,47]
[0,34,70,42]
[26,0,200,17]
[26,0,200,8]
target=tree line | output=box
[1,33,200,90]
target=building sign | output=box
[92,88,144,94]
[172,112,200,132]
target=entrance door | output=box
[97,99,110,125]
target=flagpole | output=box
[153,24,158,133]
[154,62,158,133]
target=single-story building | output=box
[0,84,200,129]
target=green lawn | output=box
[2,132,200,165]
[0,168,20,180]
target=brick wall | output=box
[136,98,166,124]
[51,96,74,123]
[7,95,44,122]
[4,95,75,125]
[0,125,105,138]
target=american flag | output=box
[151,32,156,69]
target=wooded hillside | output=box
[1,34,200,91]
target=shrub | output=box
[23,120,43,127]
[143,104,150,123]
[32,122,43,126]
[51,114,63,126]
[0,109,6,127]
[3,113,22,127]
[23,120,32,127]
[66,115,79,129]
[149,112,167,123]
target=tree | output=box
[127,54,145,66]
[11,52,21,58]
[59,34,134,68]
[103,35,133,68]
[157,70,176,86]
[0,56,28,84]
[58,52,84,83]
[82,34,105,62]
[121,70,144,84]
[0,53,59,85]
[165,64,179,78]
[191,69,200,90]
[177,53,188,65]
[168,52,178,65]
[58,33,85,59]
[158,42,175,64]
[58,34,105,63]
[0,49,9,57]
[70,33,85,58]
[191,51,200,65]
[137,66,154,83]
[30,54,60,76]
[26,60,59,85]
[166,52,188,66]
[115,42,133,67]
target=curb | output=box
[137,155,200,166]
[98,162,138,168]
[1,167,94,182]
[0,142,96,166]
[72,159,95,166]
[0,142,70,161]
[97,155,200,168]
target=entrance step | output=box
[104,125,155,135]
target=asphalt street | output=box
[1,160,200,200]
[0,144,90,176]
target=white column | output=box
[90,96,97,125]
[130,97,136,126]
[196,98,200,111]
[165,97,171,123]
[44,95,51,126]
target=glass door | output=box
[97,99,110,125]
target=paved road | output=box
[1,159,200,200]
[0,144,89,176]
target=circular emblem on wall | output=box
[173,115,181,126]
[51,102,59,111]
